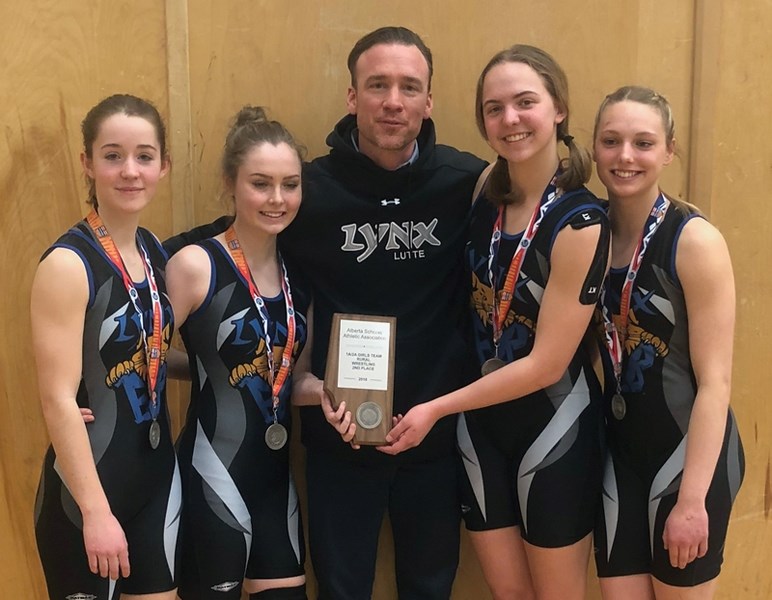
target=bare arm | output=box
[31,249,129,580]
[290,302,325,406]
[380,222,605,454]
[165,244,212,331]
[290,302,360,447]
[662,218,735,569]
[163,246,212,383]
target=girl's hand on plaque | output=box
[377,403,436,455]
[321,393,360,450]
[80,407,95,423]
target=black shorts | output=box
[457,373,603,548]
[594,415,744,586]
[177,424,304,599]
[35,453,181,598]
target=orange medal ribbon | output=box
[224,225,296,420]
[86,210,163,409]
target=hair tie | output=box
[562,134,574,147]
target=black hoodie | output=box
[281,114,487,462]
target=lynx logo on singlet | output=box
[66,594,97,600]
[211,581,240,592]
[340,219,441,262]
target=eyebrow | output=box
[599,129,659,136]
[99,143,159,151]
[482,90,538,106]
[248,172,301,178]
[365,74,425,88]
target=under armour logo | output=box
[381,198,401,206]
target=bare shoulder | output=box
[676,217,731,276]
[678,216,728,254]
[32,248,89,307]
[165,242,212,324]
[676,217,733,300]
[167,243,211,278]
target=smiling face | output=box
[593,100,674,202]
[346,43,433,170]
[479,61,565,168]
[81,113,169,216]
[230,142,302,236]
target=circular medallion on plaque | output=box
[356,402,383,430]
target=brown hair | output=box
[475,45,591,205]
[347,26,433,89]
[221,105,305,188]
[593,85,699,214]
[81,94,167,207]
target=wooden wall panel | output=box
[694,1,772,597]
[1,1,768,598]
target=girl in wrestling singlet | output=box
[168,106,310,600]
[33,94,180,599]
[592,86,744,600]
[375,45,610,600]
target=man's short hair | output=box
[347,26,433,88]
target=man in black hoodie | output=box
[282,27,485,600]
[165,27,486,599]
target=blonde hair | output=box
[593,85,700,214]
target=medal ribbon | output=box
[486,176,562,355]
[601,193,670,393]
[225,226,296,422]
[86,210,163,414]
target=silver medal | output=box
[481,357,506,376]
[611,393,627,421]
[356,402,383,430]
[149,419,161,450]
[265,423,288,450]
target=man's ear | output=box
[423,91,433,119]
[346,86,357,116]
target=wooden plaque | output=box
[323,313,396,445]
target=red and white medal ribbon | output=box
[601,193,670,395]
[486,176,561,358]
